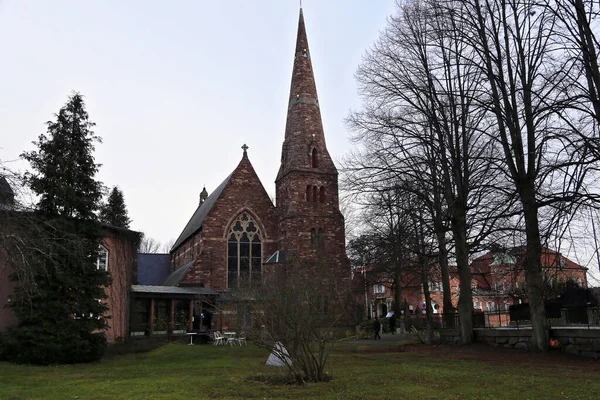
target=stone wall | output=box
[442,327,600,358]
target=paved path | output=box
[343,333,419,347]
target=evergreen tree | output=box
[3,93,109,364]
[100,186,131,229]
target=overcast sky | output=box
[0,0,397,246]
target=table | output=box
[186,332,197,345]
[223,332,237,346]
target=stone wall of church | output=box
[180,156,278,292]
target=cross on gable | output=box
[242,144,249,155]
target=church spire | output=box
[277,8,335,181]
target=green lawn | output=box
[0,343,598,400]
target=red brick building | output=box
[1,8,351,340]
[357,247,589,320]
[162,8,350,329]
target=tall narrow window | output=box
[312,186,318,202]
[97,246,109,271]
[310,228,316,248]
[317,228,324,249]
[227,213,262,289]
[319,187,325,203]
[306,185,311,202]
[311,148,318,168]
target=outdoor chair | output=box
[235,332,247,346]
[212,331,225,346]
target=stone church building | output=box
[168,8,348,292]
[0,8,351,342]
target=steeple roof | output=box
[277,8,336,181]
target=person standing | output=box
[373,317,381,340]
[389,313,397,335]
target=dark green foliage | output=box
[2,93,110,364]
[100,187,131,228]
[21,93,103,220]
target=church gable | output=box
[172,150,278,291]
[200,154,276,240]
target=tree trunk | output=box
[437,231,454,326]
[520,187,548,351]
[393,259,403,315]
[422,274,434,345]
[453,212,473,344]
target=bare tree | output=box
[247,257,351,384]
[451,0,600,350]
[139,235,161,254]
[345,0,513,343]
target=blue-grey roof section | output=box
[171,172,234,251]
[163,259,195,286]
[131,285,217,296]
[137,253,171,286]
[264,250,286,264]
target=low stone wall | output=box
[441,327,600,358]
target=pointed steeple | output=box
[277,8,336,181]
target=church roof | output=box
[171,172,233,251]
[131,284,217,296]
[163,258,196,286]
[264,250,287,264]
[137,253,171,286]
[276,8,336,181]
[0,176,15,205]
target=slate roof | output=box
[265,250,286,264]
[131,285,217,296]
[137,253,171,286]
[171,172,234,251]
[0,176,15,205]
[162,259,195,286]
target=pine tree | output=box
[100,187,131,229]
[3,93,110,364]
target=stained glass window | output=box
[227,213,262,289]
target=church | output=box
[129,7,351,336]
[0,8,351,341]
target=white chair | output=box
[235,332,247,346]
[212,331,225,346]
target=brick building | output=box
[357,247,589,320]
[1,8,350,340]
[151,8,350,330]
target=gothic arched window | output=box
[312,186,318,202]
[311,148,318,168]
[306,185,311,202]
[319,187,325,203]
[227,213,262,289]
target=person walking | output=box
[373,317,381,340]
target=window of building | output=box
[428,281,442,292]
[97,246,108,271]
[312,186,318,202]
[319,187,325,203]
[317,228,324,248]
[310,228,316,248]
[486,301,495,311]
[306,185,311,202]
[474,301,482,309]
[373,284,385,294]
[311,148,318,168]
[227,213,262,289]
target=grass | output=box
[0,342,599,400]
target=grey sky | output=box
[0,0,396,246]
